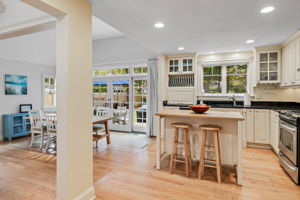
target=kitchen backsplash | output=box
[253,85,300,102]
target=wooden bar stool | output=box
[198,125,222,183]
[169,122,192,177]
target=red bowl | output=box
[190,105,211,113]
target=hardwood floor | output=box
[0,132,299,200]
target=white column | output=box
[20,1,94,199]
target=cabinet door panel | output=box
[270,111,279,154]
[281,47,288,85]
[246,110,255,143]
[295,38,300,83]
[287,43,296,85]
[254,110,270,144]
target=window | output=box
[202,64,248,95]
[93,68,129,76]
[226,65,247,93]
[133,66,147,74]
[43,75,56,108]
[203,66,222,93]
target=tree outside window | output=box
[203,66,222,93]
[202,64,248,95]
[227,65,247,94]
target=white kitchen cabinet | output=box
[295,38,300,84]
[168,59,180,73]
[257,51,280,83]
[270,110,279,155]
[168,88,194,104]
[168,57,194,74]
[246,109,255,143]
[281,36,300,87]
[254,109,270,144]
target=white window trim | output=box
[201,62,249,97]
[93,65,148,78]
[42,74,56,110]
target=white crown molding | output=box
[281,30,300,48]
[0,15,55,35]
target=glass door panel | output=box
[93,80,109,109]
[110,78,131,132]
[133,79,147,132]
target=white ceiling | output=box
[92,16,122,40]
[90,0,300,54]
[0,0,122,40]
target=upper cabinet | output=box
[168,59,180,73]
[257,50,281,83]
[168,57,194,74]
[281,32,300,87]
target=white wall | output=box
[93,36,156,65]
[0,58,55,140]
[0,29,56,66]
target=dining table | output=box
[92,116,113,144]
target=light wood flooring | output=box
[0,132,300,200]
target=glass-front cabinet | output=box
[258,50,280,83]
[168,58,194,74]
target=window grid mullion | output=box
[222,65,227,95]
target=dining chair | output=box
[93,107,110,147]
[28,110,45,149]
[45,115,57,151]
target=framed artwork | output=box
[19,104,32,113]
[5,74,28,95]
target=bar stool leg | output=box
[217,131,222,177]
[183,129,190,177]
[198,130,207,179]
[186,128,192,176]
[214,131,221,184]
[170,127,179,174]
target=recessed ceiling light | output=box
[178,46,184,51]
[245,39,255,44]
[154,22,164,28]
[260,6,275,14]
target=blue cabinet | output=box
[2,113,30,141]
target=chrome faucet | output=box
[229,95,237,106]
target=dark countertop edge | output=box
[163,101,300,111]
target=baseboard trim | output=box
[74,186,95,200]
[247,142,272,149]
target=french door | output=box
[93,77,132,132]
[93,76,147,133]
[132,78,147,132]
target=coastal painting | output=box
[5,74,28,95]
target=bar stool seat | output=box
[198,125,223,183]
[169,122,192,177]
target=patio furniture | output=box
[113,106,127,125]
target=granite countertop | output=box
[163,101,300,111]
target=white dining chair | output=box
[28,110,45,149]
[45,115,57,151]
[93,107,110,147]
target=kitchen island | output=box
[155,109,245,185]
